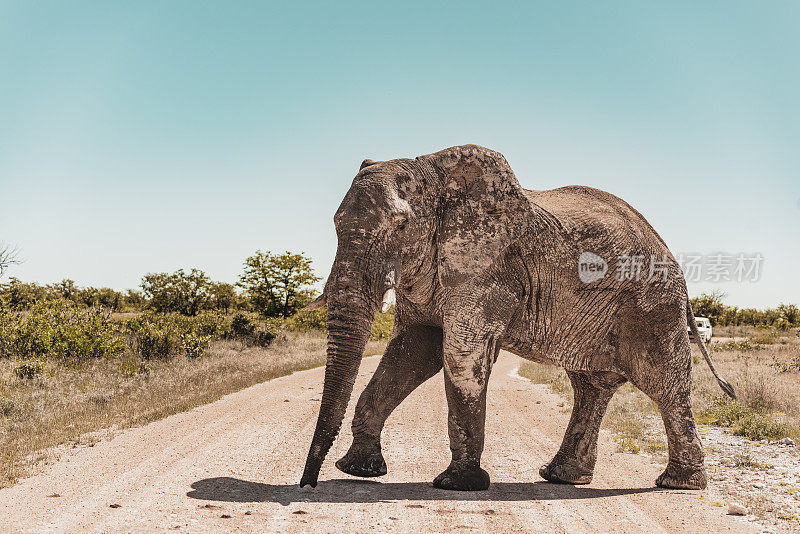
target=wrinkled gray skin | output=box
[299,145,734,492]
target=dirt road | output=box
[0,353,755,533]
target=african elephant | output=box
[299,144,734,491]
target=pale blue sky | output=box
[1,1,798,308]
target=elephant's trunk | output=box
[300,276,374,487]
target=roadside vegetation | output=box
[0,250,392,488]
[519,293,800,454]
[691,290,799,330]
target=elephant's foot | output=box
[432,462,490,491]
[656,463,707,490]
[539,457,594,485]
[335,446,387,478]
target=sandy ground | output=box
[0,353,756,533]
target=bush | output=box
[195,312,231,338]
[699,396,790,441]
[227,312,279,346]
[230,313,256,337]
[778,304,800,326]
[0,294,305,364]
[0,300,125,361]
[136,323,181,360]
[690,292,798,327]
[715,339,761,352]
[125,311,265,357]
[370,309,394,341]
[254,323,282,347]
[284,307,394,341]
[15,358,45,379]
[753,331,777,345]
[285,309,327,332]
[180,332,211,358]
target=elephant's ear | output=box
[428,145,534,287]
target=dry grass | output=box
[694,329,800,440]
[518,327,800,450]
[714,325,763,338]
[0,332,386,488]
[518,362,664,453]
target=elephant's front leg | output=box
[335,325,443,478]
[540,370,624,484]
[432,328,498,491]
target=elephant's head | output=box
[299,145,535,487]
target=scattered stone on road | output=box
[728,503,748,516]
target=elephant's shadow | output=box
[187,477,663,506]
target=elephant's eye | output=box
[396,216,408,231]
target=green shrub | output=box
[136,323,181,360]
[195,312,231,338]
[370,309,394,341]
[777,304,800,326]
[771,357,800,373]
[285,309,327,332]
[181,332,211,358]
[688,292,798,327]
[699,396,790,441]
[0,300,125,361]
[731,454,771,470]
[753,330,777,345]
[715,339,761,352]
[230,313,256,337]
[15,358,45,379]
[284,307,394,341]
[252,325,278,347]
[126,311,258,357]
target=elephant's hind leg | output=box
[335,324,443,478]
[631,344,707,489]
[540,370,624,485]
[652,394,707,489]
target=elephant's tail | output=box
[687,300,736,399]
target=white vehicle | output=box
[689,317,713,343]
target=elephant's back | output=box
[520,186,688,358]
[524,185,671,258]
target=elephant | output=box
[299,144,734,492]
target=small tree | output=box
[1,277,48,310]
[690,290,730,326]
[124,289,147,311]
[79,287,123,311]
[141,268,212,316]
[210,282,238,314]
[777,304,800,326]
[49,279,78,301]
[238,251,320,318]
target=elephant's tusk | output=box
[380,288,395,313]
